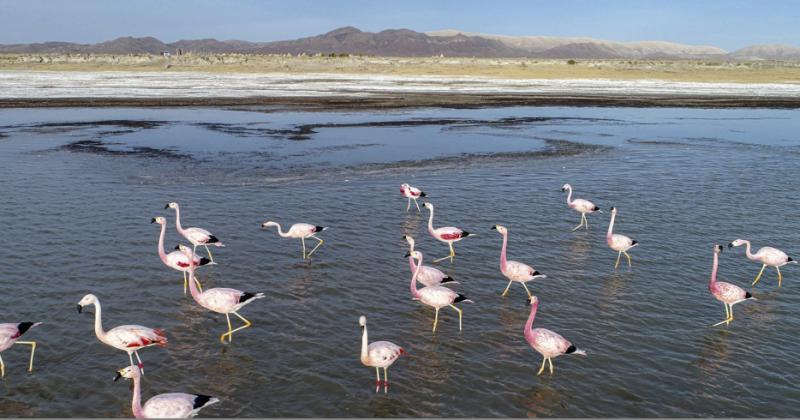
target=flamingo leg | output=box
[752,264,767,286]
[777,266,783,287]
[0,354,4,377]
[183,271,188,294]
[406,197,411,212]
[220,313,233,343]
[449,303,463,331]
[134,351,145,374]
[384,367,389,393]
[434,243,456,263]
[413,198,421,212]
[22,342,38,373]
[204,244,214,263]
[375,367,380,392]
[548,357,554,375]
[521,282,533,298]
[571,217,584,231]
[623,251,633,267]
[537,357,546,375]
[301,238,307,259]
[614,251,622,269]
[128,352,135,369]
[712,304,731,327]
[307,236,324,258]
[728,304,735,324]
[432,308,440,333]
[195,276,203,292]
[501,280,513,297]
[223,311,253,341]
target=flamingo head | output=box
[610,206,617,214]
[77,294,97,313]
[422,202,433,211]
[151,216,166,225]
[729,239,746,248]
[113,365,142,382]
[491,224,507,234]
[165,202,179,210]
[261,221,277,229]
[561,183,571,192]
[403,235,415,249]
[405,250,422,260]
[400,183,410,189]
[359,315,367,327]
[714,244,724,254]
[176,244,195,258]
[526,295,539,306]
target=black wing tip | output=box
[789,257,794,262]
[593,205,600,211]
[454,294,470,303]
[631,240,638,245]
[314,225,326,232]
[441,276,456,283]
[193,394,216,409]
[565,345,577,354]
[419,192,427,197]
[239,292,256,303]
[207,235,220,244]
[461,231,471,237]
[745,291,753,299]
[199,257,212,266]
[17,322,38,335]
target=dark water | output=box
[1,106,799,417]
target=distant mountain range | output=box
[2,26,799,61]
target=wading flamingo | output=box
[114,365,219,418]
[165,202,224,263]
[525,295,586,376]
[491,225,546,298]
[400,183,426,212]
[77,294,167,372]
[182,250,264,344]
[729,239,796,287]
[709,244,755,327]
[359,315,405,393]
[261,221,327,259]
[403,235,458,287]
[561,184,601,231]
[0,322,41,377]
[152,217,210,294]
[407,250,472,332]
[423,202,472,263]
[607,207,637,268]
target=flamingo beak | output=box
[164,204,170,209]
[113,371,123,382]
[77,304,83,314]
[561,188,565,192]
[727,242,734,248]
[490,225,497,230]
[174,245,181,250]
[525,297,531,305]
[404,252,411,258]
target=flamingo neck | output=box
[499,231,508,272]
[273,223,291,237]
[524,301,538,341]
[408,254,418,273]
[742,241,755,259]
[607,212,616,240]
[131,374,145,419]
[360,325,369,365]
[92,300,106,343]
[174,205,185,234]
[426,207,436,236]
[410,255,423,299]
[187,270,202,303]
[710,252,719,288]
[565,187,573,205]
[157,223,168,265]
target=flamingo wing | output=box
[198,288,243,312]
[417,265,448,287]
[106,325,167,349]
[184,227,213,244]
[143,393,200,418]
[611,234,634,250]
[166,251,193,269]
[435,227,464,241]
[0,323,19,351]
[572,198,598,213]
[713,281,748,304]
[408,186,423,197]
[418,286,457,307]
[368,341,405,367]
[530,328,571,356]
[756,247,789,265]
[504,260,538,281]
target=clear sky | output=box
[1,0,798,51]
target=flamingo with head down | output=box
[152,216,210,294]
[423,202,472,263]
[403,235,458,287]
[561,184,601,231]
[729,239,796,287]
[400,183,426,212]
[709,244,756,327]
[261,221,327,259]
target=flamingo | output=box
[729,239,796,287]
[261,221,327,259]
[607,207,637,268]
[491,225,546,298]
[114,365,219,418]
[709,244,756,326]
[407,250,472,332]
[561,184,601,231]
[165,202,224,263]
[152,216,210,294]
[400,183,426,212]
[524,295,587,376]
[359,315,405,393]
[403,235,458,287]
[181,248,264,343]
[77,294,167,372]
[0,322,41,377]
[423,202,472,263]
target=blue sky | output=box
[1,0,798,51]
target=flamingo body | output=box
[262,221,327,259]
[730,239,796,287]
[115,365,219,418]
[403,235,457,287]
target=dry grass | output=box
[2,53,800,84]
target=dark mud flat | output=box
[3,92,800,110]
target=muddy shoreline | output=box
[3,93,800,110]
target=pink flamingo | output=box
[607,207,637,268]
[114,365,219,418]
[261,221,327,259]
[709,244,756,326]
[729,239,796,287]
[359,315,405,393]
[403,235,458,287]
[524,295,587,376]
[423,202,472,263]
[408,250,472,332]
[182,247,264,343]
[400,183,426,212]
[491,225,546,298]
[77,294,167,372]
[0,322,41,377]
[561,184,601,231]
[165,202,224,263]
[152,216,210,294]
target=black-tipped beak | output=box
[402,235,407,239]
[561,188,566,192]
[164,204,169,209]
[77,304,83,314]
[404,252,411,258]
[490,225,496,230]
[173,245,180,250]
[727,242,733,248]
[150,218,156,224]
[360,326,365,333]
[526,297,532,305]
[113,371,122,382]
